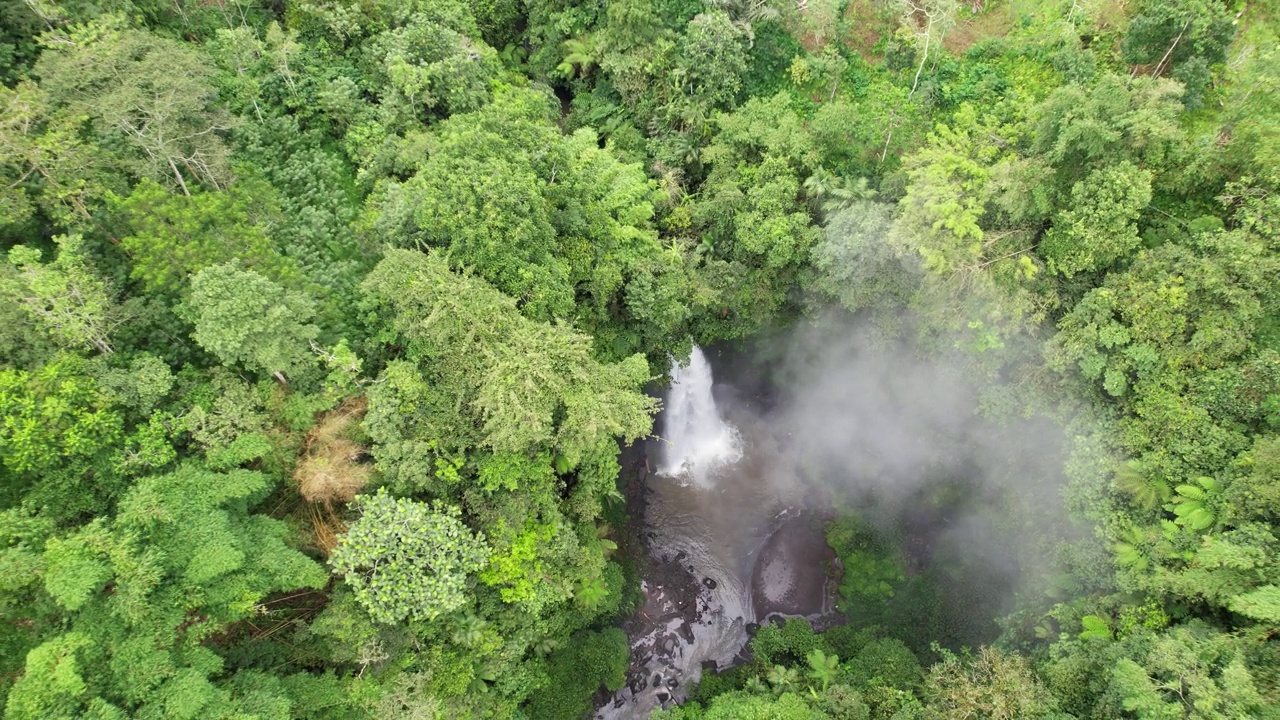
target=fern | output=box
[1229,585,1280,623]
[1170,476,1221,532]
[556,36,598,79]
[1114,460,1169,511]
[805,649,840,691]
[1114,525,1153,571]
[1079,614,1112,640]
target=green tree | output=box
[367,84,689,342]
[1031,75,1186,193]
[113,180,296,295]
[364,87,571,319]
[1108,624,1267,719]
[810,199,917,314]
[181,263,319,381]
[6,466,328,719]
[370,14,501,120]
[1039,162,1153,278]
[0,81,111,227]
[329,490,490,624]
[362,248,656,462]
[889,103,1047,345]
[3,235,121,355]
[677,13,749,109]
[1121,0,1234,108]
[654,690,824,719]
[0,359,125,522]
[923,646,1062,720]
[32,20,237,195]
[693,93,822,336]
[844,637,922,692]
[525,628,629,719]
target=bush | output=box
[688,664,750,705]
[844,637,922,691]
[751,618,821,668]
[525,628,629,719]
[821,624,878,661]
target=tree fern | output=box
[1228,585,1280,623]
[1114,460,1169,511]
[1078,614,1112,640]
[1114,525,1153,571]
[556,36,598,79]
[1170,476,1222,532]
[767,664,799,695]
[805,648,840,691]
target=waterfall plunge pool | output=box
[597,345,838,719]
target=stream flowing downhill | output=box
[598,346,836,719]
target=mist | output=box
[711,310,1076,645]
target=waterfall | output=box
[658,346,742,485]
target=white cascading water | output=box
[658,345,742,486]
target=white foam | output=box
[658,346,742,487]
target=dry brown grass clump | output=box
[294,398,370,555]
[295,397,370,504]
[307,502,349,556]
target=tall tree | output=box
[32,20,237,196]
[329,490,490,624]
[3,235,120,355]
[181,263,319,382]
[6,466,328,719]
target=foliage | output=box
[362,249,656,460]
[826,515,905,605]
[329,490,490,624]
[3,235,121,355]
[182,263,319,380]
[6,466,329,718]
[0,359,124,521]
[365,86,689,353]
[751,617,822,668]
[2,1,1279,717]
[31,20,237,196]
[525,628,629,719]
[1039,162,1153,278]
[923,646,1062,720]
[112,179,296,295]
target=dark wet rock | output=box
[751,514,829,619]
[598,436,839,718]
[745,622,760,635]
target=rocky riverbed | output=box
[597,431,837,719]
